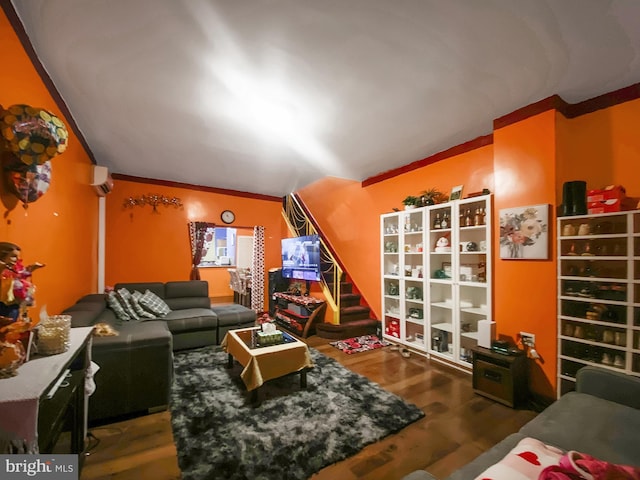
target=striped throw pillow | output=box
[138,289,171,317]
[106,290,131,321]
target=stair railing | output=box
[282,194,342,324]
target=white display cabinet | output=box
[557,210,640,396]
[381,194,493,369]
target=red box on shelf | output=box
[587,185,626,203]
[588,197,636,214]
[385,318,400,338]
[588,200,622,214]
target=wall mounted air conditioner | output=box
[91,165,113,196]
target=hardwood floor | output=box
[79,337,537,480]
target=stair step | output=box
[316,318,379,340]
[327,282,353,294]
[340,293,361,308]
[340,305,371,322]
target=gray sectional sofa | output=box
[403,366,640,480]
[63,280,256,423]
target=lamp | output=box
[123,193,183,212]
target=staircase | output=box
[316,277,379,340]
[282,193,379,339]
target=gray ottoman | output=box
[212,304,257,343]
[89,321,173,424]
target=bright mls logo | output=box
[1,455,78,479]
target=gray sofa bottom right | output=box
[403,366,640,480]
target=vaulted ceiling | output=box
[9,0,640,196]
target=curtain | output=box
[188,221,212,280]
[251,226,265,312]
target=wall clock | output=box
[221,209,235,224]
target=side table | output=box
[471,346,528,408]
[0,327,92,457]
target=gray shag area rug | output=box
[170,346,425,480]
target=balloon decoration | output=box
[0,104,67,207]
[3,156,52,205]
[1,104,68,165]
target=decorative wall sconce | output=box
[123,193,183,212]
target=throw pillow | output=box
[474,437,563,480]
[116,288,140,320]
[540,451,640,479]
[131,290,156,319]
[138,289,171,317]
[106,290,131,321]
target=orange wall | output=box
[493,110,558,397]
[557,98,640,199]
[104,179,285,311]
[297,145,495,320]
[0,10,98,316]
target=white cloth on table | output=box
[0,327,93,453]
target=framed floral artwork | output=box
[499,204,549,259]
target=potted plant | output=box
[402,195,419,210]
[419,188,448,206]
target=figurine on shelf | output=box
[434,236,451,253]
[0,242,45,322]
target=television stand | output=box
[273,292,326,338]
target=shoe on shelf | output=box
[389,345,399,351]
[614,355,625,368]
[401,348,411,358]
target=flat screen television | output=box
[281,234,322,282]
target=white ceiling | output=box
[10,0,640,197]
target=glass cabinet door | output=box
[381,213,401,340]
[456,196,491,365]
[427,203,454,358]
[401,209,426,350]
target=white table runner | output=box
[0,327,93,453]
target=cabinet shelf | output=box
[460,307,488,315]
[459,281,488,288]
[406,318,425,325]
[431,302,453,309]
[559,275,627,282]
[430,350,454,360]
[559,354,627,372]
[559,256,628,261]
[560,233,628,240]
[560,334,627,351]
[431,322,453,332]
[559,315,627,327]
[558,296,628,306]
[405,299,425,305]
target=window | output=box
[197,226,253,268]
[198,227,237,267]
